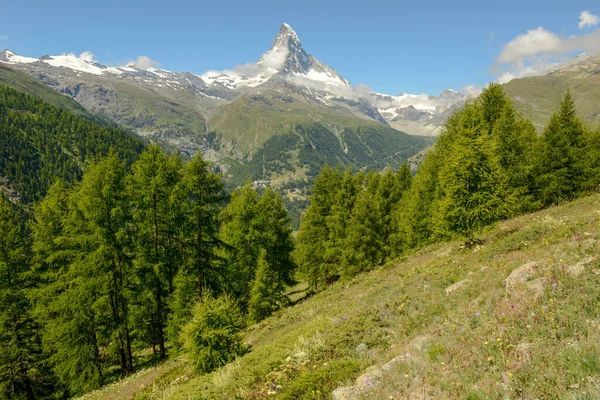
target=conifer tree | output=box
[168,152,225,345]
[255,187,295,287]
[181,293,246,374]
[128,144,183,359]
[432,101,512,242]
[219,184,261,305]
[342,173,383,276]
[295,166,343,289]
[0,196,41,400]
[31,181,108,395]
[248,248,286,323]
[537,90,586,205]
[69,154,134,374]
[220,185,294,307]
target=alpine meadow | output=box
[3,4,600,400]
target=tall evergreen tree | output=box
[69,154,134,374]
[295,166,343,289]
[248,248,287,323]
[219,184,261,305]
[168,153,225,346]
[220,185,294,307]
[128,144,183,359]
[0,196,40,400]
[537,90,586,205]
[342,172,383,276]
[432,101,513,242]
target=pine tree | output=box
[219,183,261,306]
[389,164,413,257]
[295,166,343,289]
[168,152,225,346]
[219,185,294,308]
[432,101,513,242]
[342,174,383,276]
[0,196,40,400]
[128,144,183,359]
[248,248,286,323]
[255,187,295,287]
[480,82,508,131]
[181,293,246,374]
[69,153,134,374]
[537,90,586,205]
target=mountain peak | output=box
[279,23,298,38]
[258,23,309,73]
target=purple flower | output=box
[552,283,557,288]
[511,304,515,309]
[475,312,481,317]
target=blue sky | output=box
[2,0,599,95]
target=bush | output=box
[181,293,247,374]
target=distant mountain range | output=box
[0,24,450,188]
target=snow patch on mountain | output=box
[2,49,37,64]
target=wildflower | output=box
[552,283,557,288]
[404,374,408,378]
[511,304,515,309]
[475,312,481,317]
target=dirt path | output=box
[78,358,181,400]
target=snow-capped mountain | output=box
[0,23,465,137]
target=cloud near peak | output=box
[579,10,599,30]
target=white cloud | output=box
[492,13,600,83]
[258,46,289,70]
[129,55,160,70]
[579,10,599,30]
[497,27,563,64]
[79,51,96,63]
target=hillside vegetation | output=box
[0,64,113,125]
[126,189,600,400]
[0,84,144,202]
[504,55,600,132]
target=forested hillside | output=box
[0,84,144,202]
[295,84,600,288]
[0,142,296,399]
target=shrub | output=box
[181,293,247,374]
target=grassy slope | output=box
[207,90,418,156]
[130,193,600,399]
[503,60,600,132]
[0,63,102,121]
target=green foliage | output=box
[536,90,587,205]
[0,195,44,400]
[181,293,247,374]
[294,166,343,288]
[433,100,513,241]
[278,358,363,400]
[248,248,287,323]
[128,144,183,359]
[0,84,144,202]
[167,152,226,346]
[220,184,295,308]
